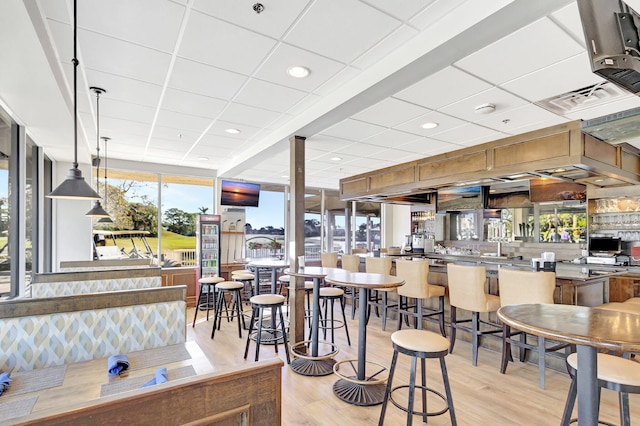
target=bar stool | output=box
[365,257,396,331]
[561,352,640,426]
[192,276,225,327]
[447,263,501,366]
[395,259,446,336]
[233,272,255,298]
[341,254,360,319]
[319,286,351,346]
[211,281,246,339]
[244,294,290,364]
[498,268,572,389]
[379,329,456,426]
[321,252,338,268]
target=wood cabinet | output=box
[609,274,640,302]
[161,267,197,307]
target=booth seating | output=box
[30,267,161,298]
[395,259,446,336]
[447,263,501,366]
[0,286,186,372]
[365,257,396,331]
[561,353,640,426]
[379,329,456,426]
[498,268,572,389]
[59,258,153,271]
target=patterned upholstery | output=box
[31,276,162,298]
[0,300,185,372]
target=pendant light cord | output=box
[72,0,78,169]
[95,90,100,191]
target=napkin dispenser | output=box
[531,258,556,272]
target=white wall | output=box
[52,161,94,270]
[382,203,410,249]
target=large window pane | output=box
[160,176,213,267]
[0,111,10,295]
[245,190,285,259]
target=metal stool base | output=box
[290,358,336,376]
[333,379,386,406]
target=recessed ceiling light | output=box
[225,128,241,134]
[331,157,342,161]
[421,122,439,129]
[198,156,209,161]
[554,168,566,173]
[594,178,604,183]
[287,65,310,78]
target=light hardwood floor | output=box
[187,305,638,425]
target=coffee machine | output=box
[412,234,426,254]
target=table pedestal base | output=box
[333,379,386,406]
[290,358,336,376]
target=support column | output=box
[288,135,306,347]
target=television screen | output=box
[437,186,483,211]
[589,237,621,254]
[220,180,260,207]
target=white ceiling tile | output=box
[306,136,353,153]
[353,98,429,128]
[551,3,586,45]
[322,119,386,141]
[179,10,277,75]
[314,66,362,96]
[360,129,422,147]
[395,138,458,156]
[394,111,468,136]
[501,53,603,102]
[286,94,322,116]
[155,109,211,132]
[475,104,568,133]
[429,123,504,145]
[79,0,185,52]
[507,116,573,135]
[334,142,387,157]
[365,148,418,162]
[409,0,466,30]
[438,87,529,123]
[99,117,151,138]
[206,120,262,140]
[152,127,201,145]
[363,0,437,21]
[161,88,228,120]
[395,67,492,110]
[85,70,162,107]
[254,43,345,92]
[455,18,584,85]
[168,58,248,100]
[192,0,312,39]
[98,99,156,124]
[79,30,172,85]
[147,138,191,153]
[218,103,282,128]
[234,78,307,112]
[284,0,401,63]
[342,156,395,170]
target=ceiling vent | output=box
[535,82,628,114]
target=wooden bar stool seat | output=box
[192,276,225,327]
[379,329,456,426]
[562,353,640,426]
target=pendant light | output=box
[85,87,110,218]
[47,0,101,200]
[98,137,113,223]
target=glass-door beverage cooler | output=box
[196,214,221,279]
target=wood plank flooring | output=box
[187,305,638,425]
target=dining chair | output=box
[447,263,501,366]
[498,267,572,389]
[340,254,361,319]
[365,256,396,331]
[321,252,338,268]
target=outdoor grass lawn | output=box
[105,229,195,254]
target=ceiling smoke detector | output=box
[253,3,264,14]
[474,103,496,114]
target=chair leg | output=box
[407,355,416,426]
[234,290,243,338]
[243,307,257,360]
[449,306,457,354]
[381,292,388,331]
[378,350,398,426]
[339,295,351,346]
[420,357,427,424]
[440,357,457,426]
[471,311,479,366]
[561,376,577,426]
[500,324,511,375]
[192,288,203,327]
[438,296,446,337]
[397,295,404,331]
[278,306,290,364]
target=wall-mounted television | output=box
[220,180,260,207]
[589,237,621,255]
[437,186,488,211]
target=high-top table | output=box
[498,304,640,426]
[324,271,404,406]
[287,267,348,376]
[246,259,289,295]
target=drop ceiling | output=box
[2,0,640,191]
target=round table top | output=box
[286,267,344,279]
[246,259,289,268]
[325,271,404,290]
[498,303,640,353]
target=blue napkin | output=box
[140,368,168,388]
[0,371,11,396]
[107,354,129,376]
